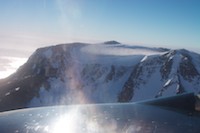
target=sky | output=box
[0,0,200,78]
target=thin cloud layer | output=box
[0,56,27,79]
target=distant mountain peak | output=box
[103,40,121,44]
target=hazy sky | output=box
[0,0,200,78]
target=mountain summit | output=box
[103,40,121,44]
[0,42,200,112]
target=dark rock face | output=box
[0,66,47,112]
[104,41,121,44]
[160,54,173,79]
[118,65,139,102]
[179,56,200,81]
[106,65,115,82]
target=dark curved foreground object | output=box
[0,93,200,133]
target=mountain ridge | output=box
[0,42,200,112]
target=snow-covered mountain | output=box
[0,41,200,112]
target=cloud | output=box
[0,48,31,58]
[0,57,12,71]
[0,33,54,50]
[0,56,27,79]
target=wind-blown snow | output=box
[69,43,144,66]
[81,44,166,56]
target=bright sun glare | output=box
[52,108,83,133]
[50,106,119,133]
